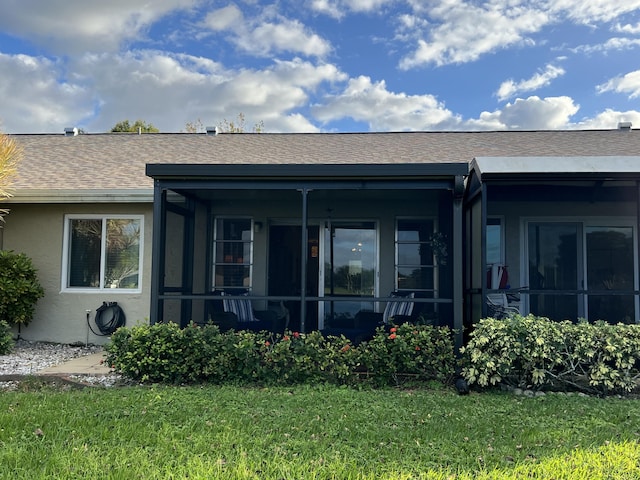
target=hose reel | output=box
[87,301,126,336]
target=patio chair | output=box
[208,290,284,333]
[322,291,419,344]
[486,293,520,319]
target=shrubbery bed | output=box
[105,321,456,386]
[461,315,640,395]
[106,315,640,395]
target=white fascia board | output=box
[6,189,154,203]
[472,156,640,175]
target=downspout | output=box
[300,188,309,333]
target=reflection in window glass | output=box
[67,217,141,290]
[486,218,502,265]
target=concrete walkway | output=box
[37,351,113,376]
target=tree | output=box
[0,133,22,223]
[184,118,205,133]
[218,113,264,133]
[184,113,265,133]
[110,119,159,133]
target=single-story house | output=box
[3,127,640,347]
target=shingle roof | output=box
[9,130,640,197]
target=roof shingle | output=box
[10,130,640,192]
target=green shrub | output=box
[460,315,640,395]
[0,250,45,327]
[0,320,13,355]
[358,323,456,386]
[261,330,357,385]
[106,322,210,383]
[106,322,456,387]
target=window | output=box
[486,217,503,265]
[63,215,143,291]
[212,218,253,289]
[395,219,435,292]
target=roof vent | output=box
[205,126,218,135]
[64,127,78,137]
[618,121,632,131]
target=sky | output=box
[1,0,640,134]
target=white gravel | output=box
[0,340,123,390]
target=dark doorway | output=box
[268,225,320,332]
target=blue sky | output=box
[1,0,640,133]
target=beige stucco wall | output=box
[2,203,153,345]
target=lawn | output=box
[1,383,639,479]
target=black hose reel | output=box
[88,302,126,336]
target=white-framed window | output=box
[62,215,143,292]
[212,217,254,290]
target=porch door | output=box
[527,222,581,320]
[268,225,320,332]
[323,221,377,327]
[527,222,637,323]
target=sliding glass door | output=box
[527,221,637,323]
[528,223,580,320]
[586,226,635,323]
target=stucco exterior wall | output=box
[2,202,153,345]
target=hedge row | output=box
[105,322,456,386]
[460,315,640,395]
[106,315,640,394]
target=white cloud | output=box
[398,0,640,69]
[573,37,640,54]
[0,53,95,133]
[312,75,460,130]
[467,96,580,130]
[203,5,244,31]
[597,70,640,98]
[547,0,640,24]
[399,2,548,68]
[572,109,640,129]
[202,7,332,58]
[0,0,196,53]
[70,52,344,133]
[496,64,566,102]
[614,22,640,34]
[309,0,393,19]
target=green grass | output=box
[1,383,639,479]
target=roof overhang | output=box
[6,189,154,204]
[471,156,640,182]
[146,163,469,181]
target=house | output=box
[3,128,640,347]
